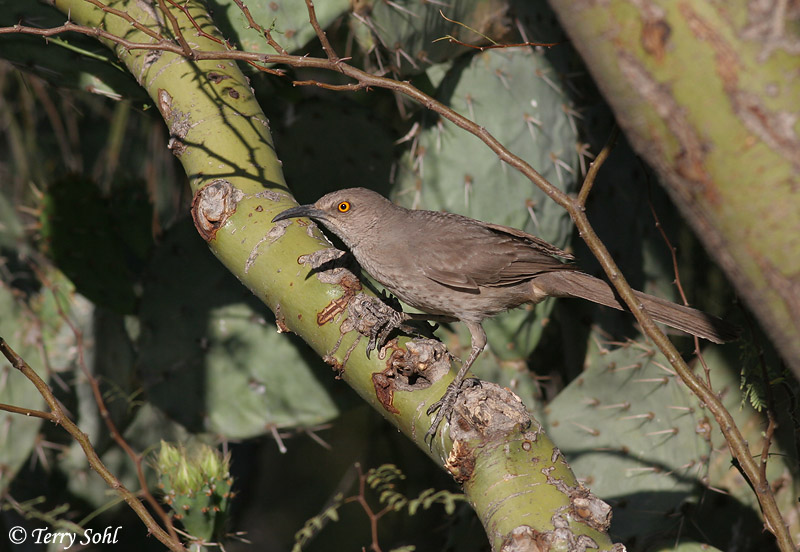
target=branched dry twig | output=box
[0,338,186,552]
[157,0,194,57]
[164,0,228,48]
[82,0,165,41]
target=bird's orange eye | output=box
[337,201,351,213]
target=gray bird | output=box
[273,187,737,443]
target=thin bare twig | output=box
[759,378,779,484]
[644,172,715,387]
[157,0,194,57]
[435,35,562,51]
[82,0,165,42]
[436,10,561,51]
[577,125,618,206]
[164,0,227,47]
[0,22,172,50]
[292,79,368,91]
[742,314,780,484]
[0,402,55,421]
[231,0,288,55]
[305,0,339,63]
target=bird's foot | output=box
[365,306,410,359]
[424,377,481,448]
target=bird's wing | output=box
[415,213,576,290]
[480,221,574,261]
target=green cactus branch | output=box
[546,0,800,377]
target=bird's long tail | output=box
[533,271,738,344]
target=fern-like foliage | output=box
[292,464,465,551]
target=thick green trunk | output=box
[548,0,800,375]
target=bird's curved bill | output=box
[272,204,324,223]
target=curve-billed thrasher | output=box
[273,187,737,442]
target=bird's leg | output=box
[364,296,452,359]
[425,321,486,447]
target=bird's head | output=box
[272,187,392,249]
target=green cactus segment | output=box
[391,48,580,361]
[543,339,793,545]
[157,441,233,544]
[0,192,23,248]
[544,340,710,539]
[0,203,75,495]
[0,0,144,100]
[0,284,47,495]
[350,0,513,75]
[137,218,341,439]
[39,175,153,315]
[214,0,350,55]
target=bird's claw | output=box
[424,378,481,449]
[365,307,408,359]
